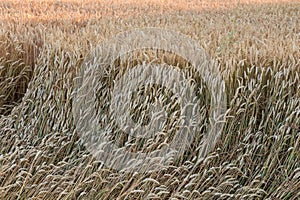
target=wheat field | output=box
[0,0,300,199]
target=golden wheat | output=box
[0,0,300,199]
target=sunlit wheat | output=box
[0,0,299,199]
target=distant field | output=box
[0,0,300,199]
[0,0,297,21]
